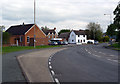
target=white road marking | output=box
[112,60,118,62]
[49,66,52,69]
[49,58,51,61]
[85,48,88,51]
[93,54,101,57]
[49,62,51,65]
[107,59,112,61]
[51,70,55,75]
[110,55,115,56]
[55,78,60,84]
[88,52,91,54]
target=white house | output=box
[68,30,87,44]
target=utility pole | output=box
[34,0,36,48]
[0,26,5,83]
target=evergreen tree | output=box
[113,2,120,42]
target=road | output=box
[50,43,118,82]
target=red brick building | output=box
[6,23,48,46]
[42,28,58,42]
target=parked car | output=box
[49,41,58,45]
[62,41,68,45]
[87,41,93,44]
[57,41,63,45]
[94,41,99,45]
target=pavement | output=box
[17,48,66,82]
[50,43,118,82]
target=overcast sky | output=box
[0,0,119,32]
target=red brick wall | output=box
[25,25,47,46]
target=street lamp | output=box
[34,0,36,48]
[104,14,112,24]
[0,26,5,83]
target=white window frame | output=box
[27,36,30,43]
[20,36,22,42]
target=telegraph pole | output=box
[34,0,36,48]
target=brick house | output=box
[58,32,70,41]
[42,28,58,42]
[6,23,48,46]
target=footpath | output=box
[17,48,66,82]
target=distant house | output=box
[58,32,70,41]
[6,23,48,46]
[42,28,58,42]
[68,30,87,44]
[58,30,89,44]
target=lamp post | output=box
[34,0,36,48]
[104,14,112,24]
[0,26,5,83]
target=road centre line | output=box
[112,60,118,62]
[88,52,91,54]
[93,54,101,57]
[110,55,115,56]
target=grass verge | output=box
[110,43,120,50]
[2,45,62,54]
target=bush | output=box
[102,36,109,42]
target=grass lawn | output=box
[110,43,120,50]
[2,45,62,54]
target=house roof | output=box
[6,24,34,35]
[42,29,56,35]
[58,32,70,38]
[73,30,85,35]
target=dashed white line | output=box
[85,48,88,51]
[49,66,52,69]
[88,52,91,54]
[112,60,118,62]
[49,62,51,65]
[93,54,101,57]
[55,78,60,84]
[49,58,51,61]
[107,59,112,61]
[110,55,115,56]
[51,70,55,75]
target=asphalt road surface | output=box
[51,43,118,82]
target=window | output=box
[72,40,74,42]
[81,40,82,42]
[27,36,30,43]
[52,35,54,38]
[84,40,85,42]
[78,40,80,43]
[78,35,80,37]
[83,35,85,37]
[20,36,23,42]
[48,35,50,38]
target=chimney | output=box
[54,27,56,30]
